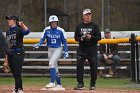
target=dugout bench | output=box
[0,43,131,77]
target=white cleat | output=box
[12,90,16,93]
[48,85,65,91]
[17,89,24,93]
[45,82,55,88]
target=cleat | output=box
[74,84,85,90]
[45,82,55,88]
[48,85,65,91]
[89,85,96,90]
[12,91,16,93]
[17,89,24,93]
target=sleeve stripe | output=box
[41,26,50,38]
[57,27,67,39]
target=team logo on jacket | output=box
[7,33,16,45]
[81,28,92,36]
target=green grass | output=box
[0,77,140,90]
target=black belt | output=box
[11,48,23,51]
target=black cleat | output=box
[89,85,95,90]
[74,84,85,90]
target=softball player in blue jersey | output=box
[34,15,68,91]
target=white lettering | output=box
[47,34,60,38]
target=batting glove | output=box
[33,44,40,50]
[64,52,69,59]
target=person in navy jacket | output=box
[5,15,30,93]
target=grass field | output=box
[0,77,140,90]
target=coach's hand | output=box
[85,34,91,39]
[64,52,69,59]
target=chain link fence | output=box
[0,0,140,32]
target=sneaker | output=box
[48,85,65,91]
[12,90,16,93]
[45,82,55,88]
[17,89,24,93]
[109,69,113,75]
[74,84,85,90]
[89,85,95,90]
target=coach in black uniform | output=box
[74,9,101,90]
[5,15,30,93]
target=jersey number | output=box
[51,39,56,44]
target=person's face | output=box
[50,21,58,29]
[105,32,111,39]
[83,13,92,24]
[7,19,16,27]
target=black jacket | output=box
[74,22,101,48]
[6,26,23,49]
[98,43,119,55]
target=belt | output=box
[11,48,23,51]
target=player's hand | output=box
[64,52,69,59]
[33,44,40,50]
[18,21,24,27]
[19,21,29,31]
[103,54,108,60]
[108,54,113,59]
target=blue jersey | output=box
[38,26,68,52]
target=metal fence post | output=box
[130,33,136,82]
[136,38,140,83]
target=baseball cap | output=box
[83,8,92,15]
[6,15,19,20]
[104,29,110,34]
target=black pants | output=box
[8,50,24,90]
[76,46,97,86]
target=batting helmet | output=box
[49,15,58,23]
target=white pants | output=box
[48,47,63,73]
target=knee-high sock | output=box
[55,73,61,85]
[50,68,56,83]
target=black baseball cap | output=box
[6,15,19,21]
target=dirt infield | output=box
[0,85,140,93]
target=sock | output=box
[55,73,61,85]
[50,68,56,83]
